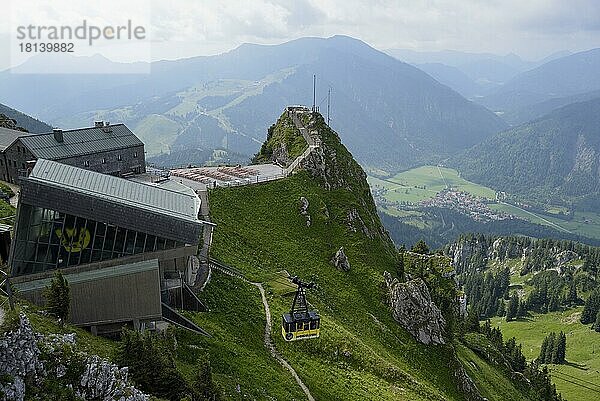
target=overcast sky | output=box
[3,0,600,70]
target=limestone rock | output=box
[0,376,24,401]
[331,247,350,271]
[384,272,445,345]
[76,356,149,400]
[451,353,486,401]
[0,313,44,381]
[273,142,292,167]
[299,196,309,214]
[0,313,148,401]
[346,208,372,238]
[299,196,311,227]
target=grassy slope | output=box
[208,173,463,400]
[456,338,531,401]
[201,112,536,400]
[492,308,600,401]
[205,173,534,399]
[179,274,306,400]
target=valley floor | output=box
[369,165,600,246]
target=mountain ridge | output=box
[0,35,507,171]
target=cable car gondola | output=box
[281,276,320,341]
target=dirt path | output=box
[253,282,316,401]
[210,262,315,400]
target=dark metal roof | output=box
[0,127,27,151]
[18,124,143,159]
[28,159,200,223]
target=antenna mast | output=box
[312,74,316,113]
[327,87,331,125]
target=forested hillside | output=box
[454,98,600,211]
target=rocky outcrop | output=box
[273,142,292,167]
[554,250,578,268]
[449,351,486,401]
[331,247,351,271]
[384,272,445,345]
[0,314,44,395]
[0,313,148,401]
[77,356,147,400]
[448,235,582,276]
[299,196,311,227]
[346,208,373,238]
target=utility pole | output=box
[327,87,331,125]
[312,74,316,113]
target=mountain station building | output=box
[8,158,205,334]
[0,121,146,184]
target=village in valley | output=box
[369,165,517,223]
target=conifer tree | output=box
[548,294,559,312]
[496,300,506,317]
[506,293,519,321]
[581,288,600,324]
[516,298,525,317]
[465,310,480,333]
[43,270,71,323]
[555,332,566,364]
[411,239,429,255]
[566,281,581,306]
[544,332,556,364]
[594,310,600,332]
[539,336,549,363]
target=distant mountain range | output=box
[477,48,600,115]
[0,103,52,133]
[453,98,600,210]
[390,48,600,129]
[499,89,600,126]
[387,48,570,98]
[0,36,506,171]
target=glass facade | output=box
[11,204,183,276]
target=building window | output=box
[84,161,90,167]
[13,161,16,167]
[133,151,138,158]
[9,204,184,276]
[102,158,106,164]
[117,155,122,161]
